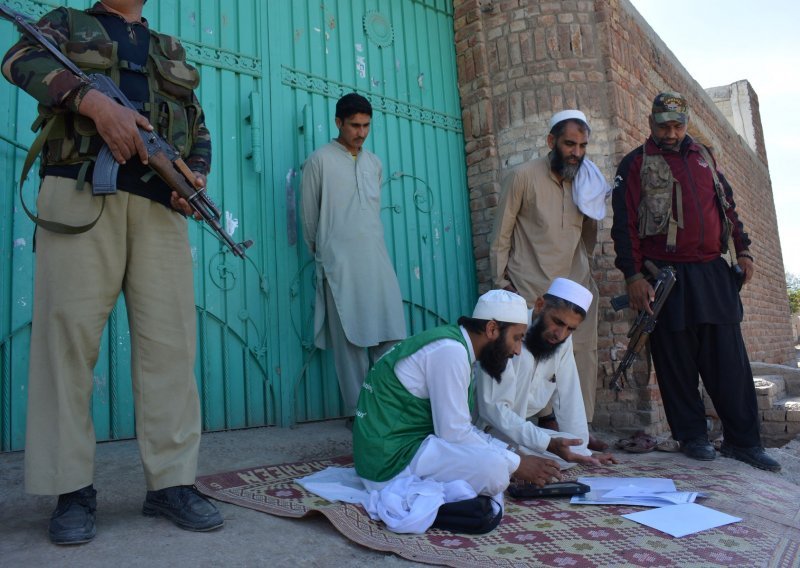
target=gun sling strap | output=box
[18,116,105,235]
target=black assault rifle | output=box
[608,260,676,392]
[0,4,252,258]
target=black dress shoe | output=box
[680,437,716,461]
[49,485,97,545]
[720,442,782,472]
[143,485,224,531]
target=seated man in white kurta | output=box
[477,279,617,469]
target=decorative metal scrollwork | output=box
[182,42,261,77]
[281,66,463,133]
[363,11,394,48]
[382,171,435,214]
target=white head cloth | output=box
[546,278,593,312]
[548,111,609,220]
[572,158,611,220]
[472,290,529,324]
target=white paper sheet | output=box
[622,503,741,537]
[577,477,676,491]
[570,477,701,507]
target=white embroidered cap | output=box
[546,278,593,312]
[472,290,529,324]
[549,109,591,132]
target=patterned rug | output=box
[196,456,800,567]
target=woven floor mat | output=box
[196,456,800,567]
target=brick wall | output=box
[453,0,796,435]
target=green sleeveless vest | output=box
[352,325,472,482]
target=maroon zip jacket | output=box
[611,135,750,282]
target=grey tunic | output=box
[301,140,406,348]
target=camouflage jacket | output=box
[1,2,211,175]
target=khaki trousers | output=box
[25,177,201,495]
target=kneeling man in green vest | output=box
[300,289,607,533]
[353,290,560,490]
[344,290,569,532]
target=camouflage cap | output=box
[652,91,688,124]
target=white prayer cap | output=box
[549,109,591,133]
[472,290,529,325]
[545,278,593,312]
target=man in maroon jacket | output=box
[611,92,779,472]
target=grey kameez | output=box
[301,140,406,410]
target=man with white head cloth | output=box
[300,291,569,535]
[477,279,617,469]
[353,290,562,495]
[295,290,566,534]
[489,110,610,451]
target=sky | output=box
[628,0,800,276]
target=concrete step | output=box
[774,396,800,415]
[753,375,786,410]
[751,362,800,396]
[761,396,800,447]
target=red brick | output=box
[454,0,794,436]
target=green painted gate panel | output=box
[266,0,476,424]
[0,0,274,450]
[0,48,34,452]
[137,0,275,432]
[0,0,474,449]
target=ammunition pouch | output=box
[34,8,201,170]
[638,150,683,251]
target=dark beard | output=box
[523,316,563,361]
[653,136,681,152]
[478,331,512,382]
[549,148,584,181]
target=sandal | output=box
[614,431,657,453]
[655,438,680,452]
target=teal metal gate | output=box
[268,0,476,423]
[0,0,474,451]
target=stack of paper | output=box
[570,477,702,507]
[570,476,741,538]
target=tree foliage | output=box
[787,272,800,314]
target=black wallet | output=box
[507,481,590,499]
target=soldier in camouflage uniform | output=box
[611,92,780,473]
[2,0,222,544]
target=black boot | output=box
[143,485,224,531]
[680,436,716,461]
[720,442,781,472]
[49,485,97,545]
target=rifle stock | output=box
[0,4,253,258]
[609,261,676,392]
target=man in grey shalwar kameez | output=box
[301,93,406,415]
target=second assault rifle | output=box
[608,260,676,392]
[0,4,252,258]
